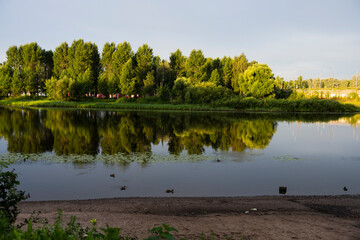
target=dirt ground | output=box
[17,195,360,239]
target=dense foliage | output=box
[0,40,279,101]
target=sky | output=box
[0,0,359,80]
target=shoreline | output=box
[17,195,360,239]
[2,104,359,115]
[1,97,359,114]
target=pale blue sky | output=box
[0,0,359,80]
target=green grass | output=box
[0,96,359,113]
[0,97,233,112]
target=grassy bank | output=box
[0,96,359,113]
[0,97,231,111]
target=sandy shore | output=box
[18,195,360,239]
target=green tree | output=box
[154,59,175,90]
[6,46,23,95]
[45,76,73,100]
[11,69,23,96]
[112,42,133,78]
[209,69,222,86]
[169,49,186,78]
[41,49,54,82]
[296,75,303,89]
[241,63,276,98]
[67,39,100,96]
[55,76,71,100]
[45,77,57,99]
[97,74,109,96]
[274,76,284,89]
[152,56,162,88]
[119,59,136,95]
[53,42,69,78]
[232,53,251,93]
[199,58,213,82]
[221,56,233,89]
[20,42,43,95]
[134,44,154,94]
[143,71,155,95]
[172,77,190,103]
[0,65,12,97]
[99,42,116,95]
[5,46,21,71]
[185,49,205,84]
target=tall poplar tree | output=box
[6,46,21,71]
[67,39,100,96]
[0,65,12,97]
[6,46,23,95]
[185,49,205,84]
[221,56,233,89]
[154,58,174,89]
[209,69,222,86]
[169,49,186,79]
[99,42,116,95]
[199,58,213,82]
[134,44,154,94]
[111,41,133,93]
[20,42,43,95]
[232,53,250,93]
[41,50,54,81]
[53,42,69,78]
[119,58,136,95]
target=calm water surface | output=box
[0,107,359,200]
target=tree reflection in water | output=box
[0,108,356,158]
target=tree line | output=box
[0,40,281,100]
[288,75,360,90]
[1,40,357,101]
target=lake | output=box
[0,107,359,200]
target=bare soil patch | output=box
[17,195,360,239]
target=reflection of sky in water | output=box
[1,109,359,200]
[268,122,360,159]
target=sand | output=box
[17,195,360,239]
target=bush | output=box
[183,82,235,104]
[45,76,73,101]
[0,167,29,224]
[171,78,191,103]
